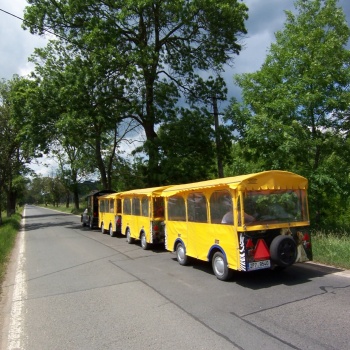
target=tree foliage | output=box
[0,77,36,217]
[227,0,350,227]
[157,108,217,184]
[23,0,248,185]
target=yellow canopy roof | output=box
[161,171,308,197]
[119,185,173,197]
[98,192,121,200]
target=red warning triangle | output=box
[254,239,270,260]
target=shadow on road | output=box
[23,213,71,219]
[232,263,344,289]
[171,258,344,288]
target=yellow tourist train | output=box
[94,170,312,281]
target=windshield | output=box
[242,189,308,226]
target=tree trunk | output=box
[95,132,108,189]
[144,123,160,187]
[212,95,224,178]
[6,190,17,217]
[73,189,79,210]
[0,199,2,225]
[65,190,70,208]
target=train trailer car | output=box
[161,170,312,281]
[81,189,116,229]
[119,186,171,250]
[98,193,122,237]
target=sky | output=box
[0,0,350,175]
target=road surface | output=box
[1,205,350,349]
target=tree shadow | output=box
[24,220,80,231]
[23,213,71,219]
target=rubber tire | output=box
[270,235,297,267]
[212,252,233,281]
[109,224,116,237]
[101,223,105,234]
[126,229,134,244]
[140,232,149,250]
[176,242,189,266]
[89,217,94,230]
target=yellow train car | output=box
[161,170,312,281]
[98,193,122,237]
[119,186,171,249]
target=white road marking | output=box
[7,211,27,350]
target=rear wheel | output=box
[270,235,297,267]
[140,232,149,250]
[176,242,189,266]
[109,224,116,237]
[126,229,134,244]
[101,223,105,234]
[212,252,233,281]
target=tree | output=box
[157,108,217,184]
[28,40,139,189]
[24,0,248,186]
[188,75,231,178]
[227,0,350,227]
[0,77,35,217]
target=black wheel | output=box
[270,235,297,267]
[89,217,94,230]
[126,229,134,244]
[109,224,116,237]
[101,223,105,234]
[212,251,233,281]
[176,242,189,266]
[140,232,149,250]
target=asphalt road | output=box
[1,205,350,350]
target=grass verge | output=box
[311,230,350,270]
[0,212,22,286]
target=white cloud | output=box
[0,0,48,80]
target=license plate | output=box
[248,260,271,270]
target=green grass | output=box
[311,230,350,270]
[0,212,22,286]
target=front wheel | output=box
[176,242,189,266]
[212,252,233,281]
[140,232,149,250]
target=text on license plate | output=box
[248,260,271,270]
